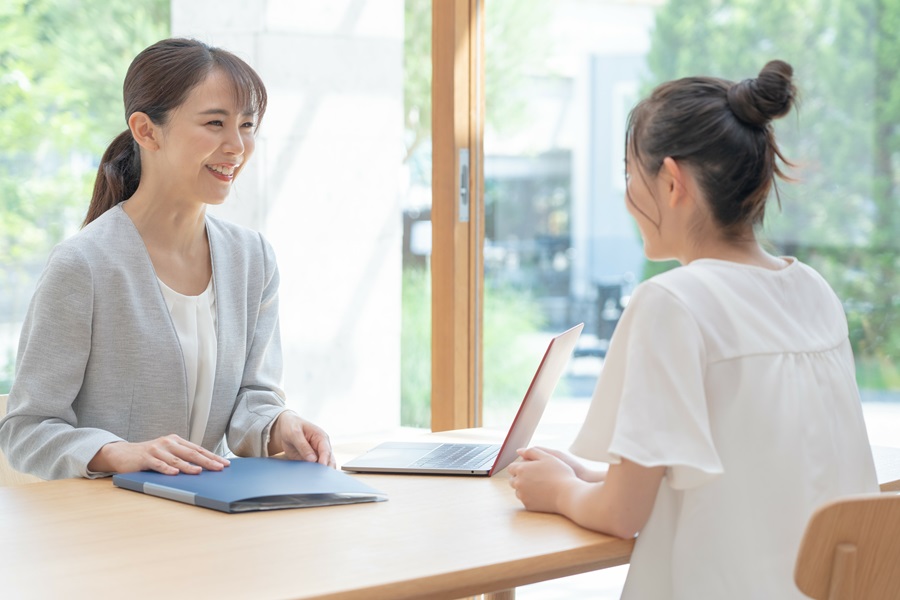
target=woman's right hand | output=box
[87,435,230,475]
[526,446,607,483]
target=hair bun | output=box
[726,59,797,127]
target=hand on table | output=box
[528,446,607,483]
[269,411,336,468]
[507,446,581,514]
[88,435,230,475]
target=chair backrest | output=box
[795,492,900,600]
[0,394,43,485]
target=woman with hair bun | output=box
[0,38,335,479]
[508,61,877,598]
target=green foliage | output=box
[400,266,547,428]
[0,0,170,262]
[403,0,431,165]
[482,278,549,407]
[643,0,900,386]
[483,0,555,140]
[402,0,554,164]
[0,0,170,388]
[400,267,432,428]
[0,345,13,394]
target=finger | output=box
[178,440,230,466]
[194,446,230,466]
[318,448,336,468]
[162,435,228,463]
[167,442,228,471]
[173,456,203,474]
[310,435,334,467]
[152,449,203,475]
[286,430,318,462]
[518,447,543,461]
[148,457,180,476]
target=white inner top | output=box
[158,276,218,445]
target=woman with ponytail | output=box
[508,61,877,598]
[0,38,334,479]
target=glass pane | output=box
[483,0,900,436]
[0,0,170,391]
[172,0,431,436]
[1,1,431,440]
[483,0,657,430]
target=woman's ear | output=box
[659,157,691,208]
[127,112,161,151]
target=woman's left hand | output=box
[507,447,579,514]
[269,411,336,468]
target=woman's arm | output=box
[224,232,334,465]
[0,245,114,479]
[507,447,664,539]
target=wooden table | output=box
[2,432,898,600]
[0,429,633,600]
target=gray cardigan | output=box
[0,204,289,479]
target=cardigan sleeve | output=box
[0,245,123,479]
[225,233,290,456]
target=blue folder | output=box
[113,457,387,513]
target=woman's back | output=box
[588,258,878,599]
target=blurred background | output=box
[1,0,898,440]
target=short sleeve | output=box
[570,281,723,490]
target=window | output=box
[482,0,900,430]
[1,0,432,440]
[0,0,170,391]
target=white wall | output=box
[172,0,404,435]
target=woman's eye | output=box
[207,120,223,126]
[241,121,256,128]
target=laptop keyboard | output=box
[410,443,499,470]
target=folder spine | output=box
[144,482,197,506]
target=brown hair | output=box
[626,59,798,239]
[83,38,268,226]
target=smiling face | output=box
[154,68,257,206]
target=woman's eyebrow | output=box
[196,108,255,117]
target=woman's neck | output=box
[121,188,213,296]
[122,189,208,256]
[680,233,787,270]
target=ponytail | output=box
[83,130,141,227]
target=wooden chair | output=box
[795,492,900,600]
[0,394,43,485]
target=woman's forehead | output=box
[183,70,253,112]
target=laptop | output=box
[341,322,583,476]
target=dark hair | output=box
[84,38,268,226]
[626,59,798,239]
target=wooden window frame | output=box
[431,0,485,431]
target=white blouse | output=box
[158,277,218,445]
[571,258,878,599]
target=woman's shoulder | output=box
[51,205,135,263]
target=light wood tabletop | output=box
[2,431,898,600]
[0,429,633,600]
